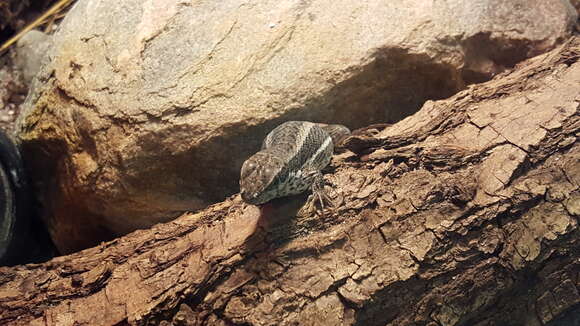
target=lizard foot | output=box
[298,172,336,216]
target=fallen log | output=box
[0,37,578,326]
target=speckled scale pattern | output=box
[263,121,333,196]
[240,121,339,205]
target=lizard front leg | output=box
[298,169,334,215]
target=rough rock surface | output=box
[16,0,578,253]
[0,36,578,326]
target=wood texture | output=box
[1,37,579,326]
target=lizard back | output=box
[262,121,332,174]
[240,121,334,205]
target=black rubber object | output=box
[0,131,53,266]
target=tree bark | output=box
[0,37,579,326]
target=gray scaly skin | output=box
[240,121,351,205]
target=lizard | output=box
[239,121,351,207]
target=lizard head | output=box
[240,152,284,205]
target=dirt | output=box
[0,55,27,134]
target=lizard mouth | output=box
[241,190,267,205]
[241,190,257,204]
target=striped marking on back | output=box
[262,121,314,152]
[304,135,332,169]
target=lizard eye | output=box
[244,162,257,174]
[241,161,257,179]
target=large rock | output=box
[16,0,577,253]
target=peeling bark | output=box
[1,38,579,326]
